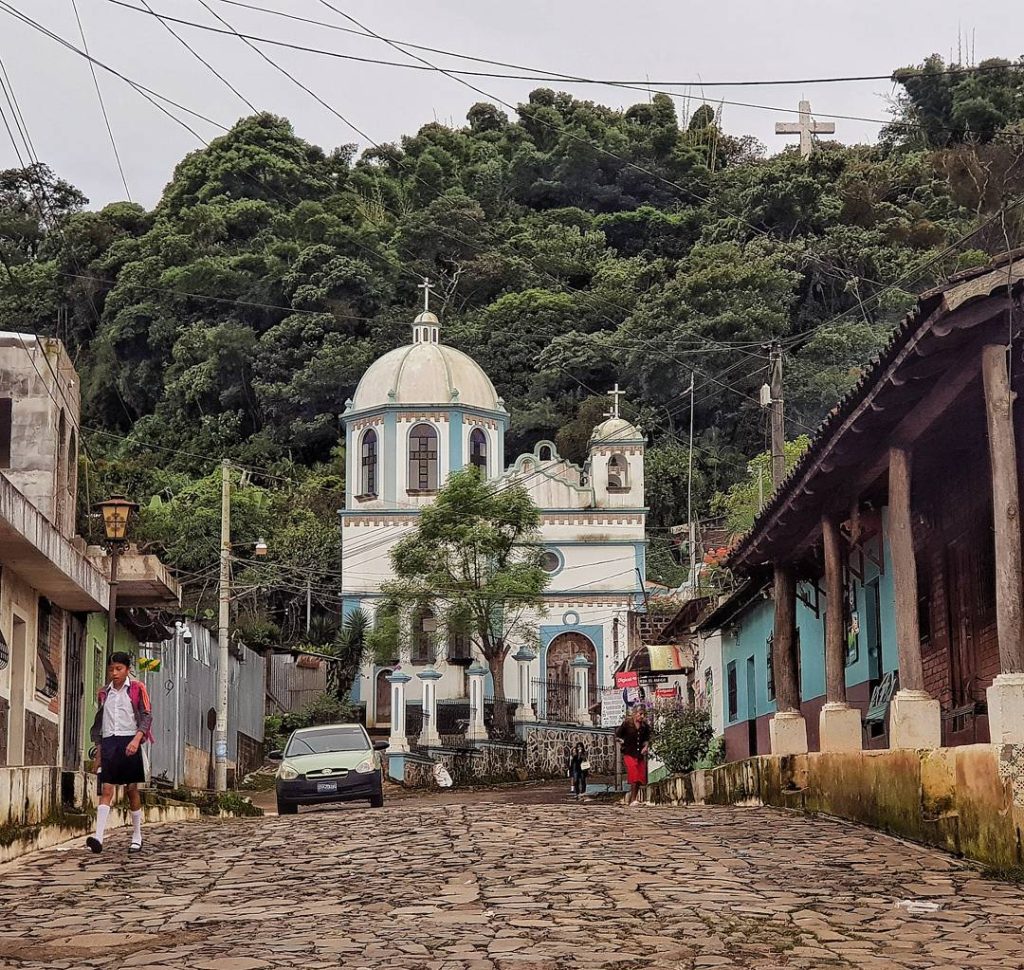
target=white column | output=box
[417,667,442,748]
[387,671,411,753]
[513,648,537,722]
[466,662,488,741]
[571,654,592,726]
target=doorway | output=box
[8,614,28,766]
[746,655,758,756]
[545,632,597,722]
[375,669,392,727]
[61,615,85,770]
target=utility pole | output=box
[686,373,697,590]
[215,459,231,792]
[306,578,312,635]
[769,340,786,489]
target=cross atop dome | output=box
[418,276,435,313]
[606,383,625,420]
[412,277,440,344]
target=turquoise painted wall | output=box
[720,514,899,731]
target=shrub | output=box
[694,735,725,770]
[651,704,715,775]
[265,693,360,751]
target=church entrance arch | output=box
[375,669,392,727]
[545,632,597,722]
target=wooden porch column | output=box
[982,344,1024,673]
[888,446,941,748]
[819,515,863,751]
[982,343,1024,744]
[822,515,847,705]
[768,563,808,755]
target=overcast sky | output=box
[0,0,1015,210]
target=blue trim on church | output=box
[450,410,464,472]
[538,623,605,719]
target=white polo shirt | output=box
[102,679,138,738]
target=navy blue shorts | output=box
[99,736,145,787]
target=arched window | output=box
[408,423,438,492]
[539,444,553,461]
[360,429,378,497]
[607,454,628,490]
[470,428,487,472]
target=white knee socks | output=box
[131,810,143,845]
[94,804,110,843]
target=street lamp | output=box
[96,495,139,661]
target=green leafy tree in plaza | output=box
[377,468,549,737]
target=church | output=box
[341,285,647,728]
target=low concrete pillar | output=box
[890,690,942,749]
[387,671,411,753]
[466,662,488,741]
[571,654,592,725]
[417,667,443,748]
[513,647,537,722]
[987,673,1024,746]
[769,709,808,756]
[819,702,864,753]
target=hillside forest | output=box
[1,53,1023,645]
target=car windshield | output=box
[286,728,369,756]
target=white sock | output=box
[95,804,110,842]
[131,810,143,844]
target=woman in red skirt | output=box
[615,707,652,807]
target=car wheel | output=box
[277,799,298,815]
[370,787,384,809]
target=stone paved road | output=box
[2,794,1023,970]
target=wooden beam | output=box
[822,515,847,704]
[841,353,983,501]
[773,564,800,712]
[982,343,1024,674]
[889,446,925,692]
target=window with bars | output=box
[0,397,11,468]
[408,423,438,492]
[726,661,738,722]
[470,428,487,472]
[360,429,378,497]
[412,608,436,664]
[35,597,58,698]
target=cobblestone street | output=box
[2,794,1024,969]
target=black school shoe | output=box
[86,837,103,854]
[128,841,142,854]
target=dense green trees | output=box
[3,61,1024,614]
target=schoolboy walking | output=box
[86,652,153,854]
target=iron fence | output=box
[533,677,581,724]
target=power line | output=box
[139,0,257,112]
[69,0,132,201]
[103,0,1024,139]
[112,0,1024,92]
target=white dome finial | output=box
[413,277,440,344]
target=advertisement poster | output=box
[600,687,625,728]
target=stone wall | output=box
[521,722,619,775]
[392,722,618,788]
[646,744,1024,876]
[24,711,58,767]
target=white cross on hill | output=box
[775,100,835,158]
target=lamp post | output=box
[96,495,139,661]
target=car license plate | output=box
[316,781,338,794]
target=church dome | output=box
[591,416,643,444]
[350,342,503,412]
